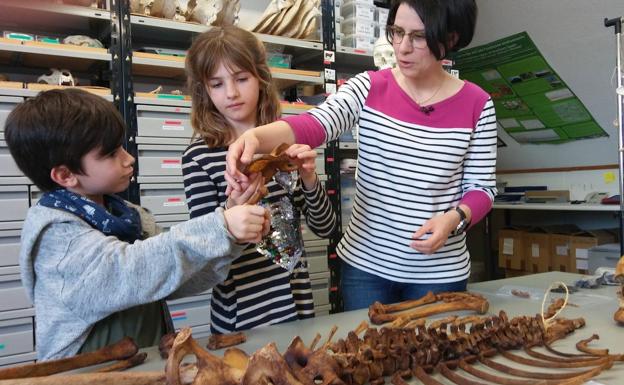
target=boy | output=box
[4,88,268,360]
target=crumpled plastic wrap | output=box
[256,171,304,272]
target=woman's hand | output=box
[225,131,260,194]
[285,144,318,190]
[226,172,263,207]
[410,210,461,255]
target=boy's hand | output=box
[227,172,264,207]
[223,205,269,244]
[285,144,318,190]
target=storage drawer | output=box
[0,229,20,268]
[310,272,330,306]
[137,144,186,177]
[168,299,211,329]
[315,304,330,316]
[139,183,188,215]
[0,138,24,177]
[0,186,29,222]
[0,351,37,368]
[315,149,325,175]
[154,213,190,231]
[137,105,192,139]
[0,96,22,133]
[306,251,328,274]
[0,274,31,312]
[0,317,34,358]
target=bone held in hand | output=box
[207,331,247,350]
[0,336,138,380]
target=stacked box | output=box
[498,227,527,270]
[523,227,551,273]
[569,230,616,273]
[547,225,581,272]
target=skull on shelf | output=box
[37,68,76,87]
[373,36,396,70]
[150,0,179,19]
[188,0,240,26]
[130,0,155,15]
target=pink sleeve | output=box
[460,190,493,228]
[281,114,327,148]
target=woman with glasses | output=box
[225,0,497,311]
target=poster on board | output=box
[455,32,607,144]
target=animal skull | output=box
[38,68,76,86]
[373,36,396,70]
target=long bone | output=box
[0,337,138,380]
[95,352,148,372]
[388,298,489,328]
[368,291,437,324]
[0,372,167,385]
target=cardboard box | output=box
[498,227,527,270]
[570,230,616,273]
[547,224,582,272]
[523,228,550,273]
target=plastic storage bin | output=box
[339,17,377,37]
[341,1,376,21]
[339,33,376,50]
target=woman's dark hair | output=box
[387,0,477,60]
[4,88,126,191]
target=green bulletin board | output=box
[455,32,607,144]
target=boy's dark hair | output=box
[4,88,126,191]
[387,0,477,60]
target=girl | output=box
[182,26,336,334]
[225,0,498,311]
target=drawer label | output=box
[162,120,185,131]
[161,159,181,169]
[164,198,185,207]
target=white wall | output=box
[473,0,623,170]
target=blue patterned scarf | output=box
[38,189,142,243]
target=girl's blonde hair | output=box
[186,26,281,148]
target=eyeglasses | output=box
[386,25,428,49]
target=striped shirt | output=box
[283,69,497,284]
[182,141,336,334]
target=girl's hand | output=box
[285,144,318,190]
[410,211,461,255]
[225,131,260,194]
[227,173,263,207]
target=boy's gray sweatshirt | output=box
[20,203,244,360]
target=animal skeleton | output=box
[3,292,622,385]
